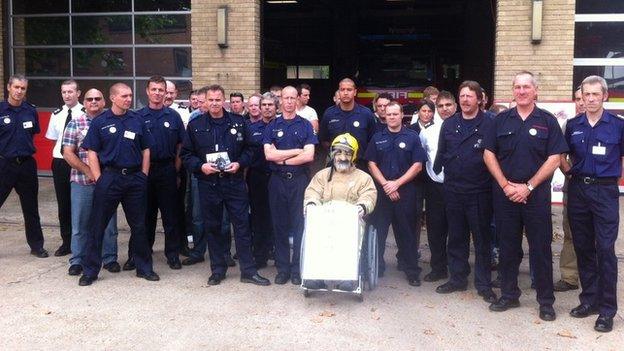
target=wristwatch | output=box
[526,182,534,192]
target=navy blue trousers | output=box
[445,189,493,292]
[247,168,273,265]
[268,172,308,275]
[84,171,153,277]
[493,184,554,307]
[197,175,256,276]
[568,179,619,318]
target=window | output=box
[574,5,624,113]
[286,65,330,79]
[9,0,192,108]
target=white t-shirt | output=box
[297,105,318,122]
[45,103,85,159]
[418,120,444,183]
[171,102,191,127]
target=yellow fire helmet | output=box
[331,133,359,162]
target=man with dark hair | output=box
[45,79,83,256]
[125,75,185,271]
[181,84,270,286]
[229,92,245,115]
[434,81,496,303]
[372,92,393,130]
[80,83,159,285]
[484,71,567,321]
[0,74,48,258]
[296,83,318,132]
[320,78,376,171]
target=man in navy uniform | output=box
[263,86,317,285]
[0,74,48,258]
[365,101,427,286]
[483,71,567,321]
[126,75,185,270]
[79,83,159,286]
[45,79,84,257]
[180,84,270,286]
[246,92,278,269]
[320,78,376,170]
[434,81,496,303]
[563,75,623,333]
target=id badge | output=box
[124,131,136,140]
[23,121,33,129]
[592,145,606,155]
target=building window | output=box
[574,3,624,112]
[9,0,192,108]
[286,65,330,80]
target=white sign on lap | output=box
[301,201,361,281]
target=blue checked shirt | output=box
[62,113,95,185]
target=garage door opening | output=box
[262,0,496,113]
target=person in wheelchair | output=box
[303,133,377,291]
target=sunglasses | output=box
[85,97,102,102]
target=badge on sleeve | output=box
[164,121,170,128]
[124,131,136,140]
[3,117,10,124]
[353,121,360,127]
[592,143,606,156]
[23,121,33,129]
[529,128,537,136]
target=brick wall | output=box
[191,0,261,98]
[494,0,576,102]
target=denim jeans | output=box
[69,182,118,266]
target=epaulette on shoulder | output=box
[615,114,624,120]
[177,102,187,109]
[81,107,86,112]
[53,107,62,114]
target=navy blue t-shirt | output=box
[320,103,376,159]
[262,115,318,173]
[138,106,185,161]
[0,101,40,157]
[364,126,427,180]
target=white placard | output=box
[301,201,361,281]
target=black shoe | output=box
[553,280,579,292]
[54,246,71,257]
[103,261,121,273]
[207,273,225,285]
[491,276,501,289]
[304,280,326,289]
[436,282,468,294]
[336,281,357,291]
[136,271,160,281]
[78,275,97,286]
[570,304,599,318]
[594,316,614,333]
[241,273,271,286]
[274,272,290,285]
[122,258,135,271]
[539,305,556,321]
[255,261,268,269]
[167,257,182,270]
[179,246,191,257]
[291,273,302,285]
[489,297,520,312]
[225,254,236,267]
[182,256,205,266]
[68,264,82,276]
[30,248,49,258]
[478,290,498,303]
[423,271,448,282]
[408,277,421,287]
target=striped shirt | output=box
[62,113,94,185]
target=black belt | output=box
[572,176,619,185]
[273,169,306,180]
[103,166,141,175]
[0,155,32,165]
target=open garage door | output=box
[262,0,496,113]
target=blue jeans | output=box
[69,182,118,266]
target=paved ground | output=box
[0,177,622,350]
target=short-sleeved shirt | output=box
[246,119,271,172]
[297,105,318,122]
[435,111,494,193]
[565,110,624,178]
[138,106,185,161]
[262,115,318,173]
[62,113,95,185]
[0,101,40,158]
[180,110,252,178]
[82,109,153,168]
[364,126,427,180]
[320,104,376,159]
[483,106,568,183]
[45,103,84,158]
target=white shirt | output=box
[411,109,441,125]
[45,103,84,158]
[171,102,191,127]
[297,105,318,122]
[419,120,444,183]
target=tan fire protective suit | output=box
[304,167,377,215]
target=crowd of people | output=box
[0,70,620,333]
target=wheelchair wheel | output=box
[366,226,378,291]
